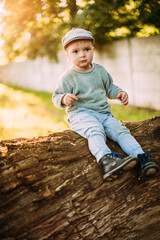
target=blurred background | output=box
[0,0,160,140]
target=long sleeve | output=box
[99,65,124,99]
[105,72,124,99]
[52,73,72,109]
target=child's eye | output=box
[73,50,78,53]
[85,48,90,51]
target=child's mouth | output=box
[80,60,87,63]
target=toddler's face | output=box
[66,40,94,71]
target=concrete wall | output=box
[95,35,160,109]
[0,35,160,109]
[0,52,71,92]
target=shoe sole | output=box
[146,168,157,176]
[103,156,138,180]
[139,162,159,179]
[144,165,159,177]
[123,157,138,171]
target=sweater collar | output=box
[72,63,95,74]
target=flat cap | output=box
[62,28,95,48]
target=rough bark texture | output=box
[0,117,160,240]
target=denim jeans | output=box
[68,108,144,162]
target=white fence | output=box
[0,35,160,109]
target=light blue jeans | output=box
[68,108,144,162]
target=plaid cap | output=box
[62,28,95,48]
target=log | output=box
[0,117,160,240]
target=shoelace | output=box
[138,153,152,164]
[110,152,124,159]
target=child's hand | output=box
[116,92,128,106]
[62,93,78,106]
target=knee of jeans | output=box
[119,124,130,134]
[108,124,130,141]
[85,126,105,139]
[116,124,130,140]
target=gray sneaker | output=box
[99,153,138,181]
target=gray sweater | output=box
[52,63,123,114]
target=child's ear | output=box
[65,50,69,59]
[66,51,70,63]
[66,51,69,59]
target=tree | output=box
[1,0,62,60]
[0,0,160,61]
[76,0,160,44]
[0,117,160,239]
[0,0,79,61]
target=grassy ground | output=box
[0,83,159,141]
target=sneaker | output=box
[137,153,159,179]
[99,153,138,181]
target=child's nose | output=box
[80,51,85,57]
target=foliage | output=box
[76,0,160,44]
[0,0,160,60]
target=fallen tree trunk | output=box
[0,117,160,240]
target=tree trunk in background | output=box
[0,117,160,240]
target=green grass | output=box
[0,83,69,140]
[0,83,159,140]
[110,103,160,121]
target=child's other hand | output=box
[62,93,78,106]
[116,92,128,106]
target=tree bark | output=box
[0,117,160,240]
